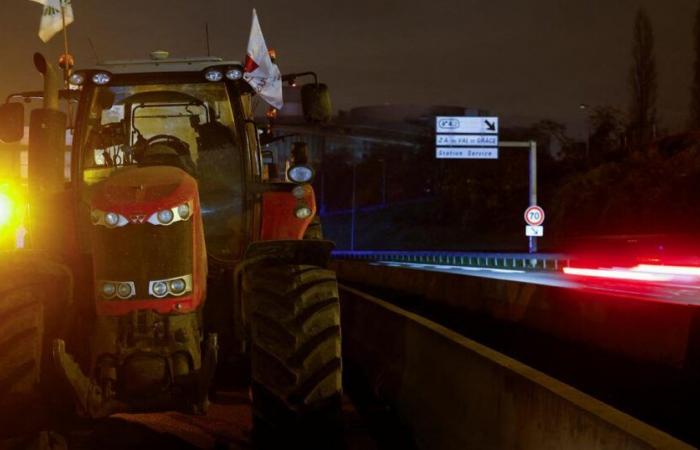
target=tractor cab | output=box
[74,57,255,264]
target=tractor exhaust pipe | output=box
[33,53,60,112]
[27,53,67,249]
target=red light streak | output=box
[632,264,700,276]
[562,267,673,282]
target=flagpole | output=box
[60,1,74,127]
[60,1,70,87]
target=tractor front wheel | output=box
[244,263,343,449]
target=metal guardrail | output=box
[332,250,572,271]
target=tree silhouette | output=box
[690,2,700,129]
[628,8,658,149]
[588,106,626,164]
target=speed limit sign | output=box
[524,206,545,226]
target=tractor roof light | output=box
[226,68,243,80]
[91,72,112,85]
[69,72,85,86]
[287,165,314,184]
[204,69,224,82]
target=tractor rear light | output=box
[91,72,112,85]
[295,206,312,219]
[226,68,243,80]
[204,69,224,82]
[287,165,314,184]
[149,275,193,298]
[91,209,128,228]
[69,72,85,86]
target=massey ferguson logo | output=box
[437,118,460,130]
[130,215,146,224]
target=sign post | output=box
[499,141,539,253]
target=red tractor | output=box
[0,52,341,447]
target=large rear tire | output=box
[244,263,343,449]
[0,287,44,400]
[0,253,72,438]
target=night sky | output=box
[0,0,696,137]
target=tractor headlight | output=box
[149,275,193,298]
[151,281,168,298]
[169,278,187,295]
[91,209,128,228]
[177,203,190,220]
[295,206,313,219]
[105,212,119,227]
[287,165,314,184]
[291,185,307,199]
[116,282,134,299]
[147,200,194,226]
[101,282,116,298]
[98,280,135,300]
[157,209,174,224]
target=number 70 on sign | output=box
[524,206,545,226]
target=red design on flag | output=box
[243,55,259,73]
[242,9,283,109]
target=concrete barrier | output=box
[334,260,698,367]
[340,285,695,450]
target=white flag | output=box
[30,0,74,43]
[243,9,283,110]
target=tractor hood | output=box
[91,166,197,216]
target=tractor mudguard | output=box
[243,239,335,268]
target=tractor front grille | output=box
[91,220,193,300]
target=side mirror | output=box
[0,102,25,143]
[301,83,332,123]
